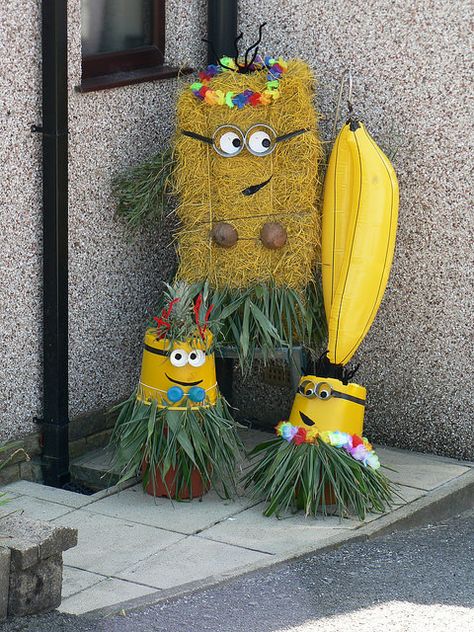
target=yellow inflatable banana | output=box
[322,119,399,366]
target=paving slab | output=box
[85,484,259,535]
[116,535,272,590]
[58,577,157,615]
[0,496,74,522]
[198,483,426,555]
[376,446,469,490]
[61,567,104,599]
[53,510,184,575]
[1,481,92,509]
[199,503,354,555]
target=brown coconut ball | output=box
[211,222,238,248]
[260,222,287,250]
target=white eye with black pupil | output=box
[170,349,188,367]
[188,349,205,367]
[316,383,332,400]
[219,132,242,156]
[248,130,272,155]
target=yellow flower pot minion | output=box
[110,282,242,500]
[244,371,393,520]
[138,329,218,409]
[289,375,366,436]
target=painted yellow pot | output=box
[288,375,366,436]
[137,329,218,409]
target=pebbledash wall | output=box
[0,1,472,463]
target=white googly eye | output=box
[218,131,243,156]
[316,382,333,400]
[188,349,206,367]
[299,379,317,398]
[247,130,273,155]
[170,349,188,367]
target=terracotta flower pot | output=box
[141,461,210,500]
[296,482,337,510]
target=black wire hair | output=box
[203,22,267,73]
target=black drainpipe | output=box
[207,0,237,403]
[207,0,238,64]
[35,0,70,487]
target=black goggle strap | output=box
[331,390,366,406]
[144,343,169,356]
[299,381,366,407]
[275,128,309,143]
[181,128,309,147]
[181,130,213,145]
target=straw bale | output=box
[174,60,323,290]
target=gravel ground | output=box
[2,510,473,632]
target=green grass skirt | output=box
[243,437,396,520]
[110,392,243,500]
[192,280,326,372]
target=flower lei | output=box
[275,421,381,470]
[190,55,288,108]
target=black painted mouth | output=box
[299,411,315,427]
[242,176,272,196]
[165,374,203,387]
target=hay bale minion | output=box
[114,26,325,367]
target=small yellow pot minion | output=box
[289,375,366,436]
[110,282,242,501]
[244,372,394,520]
[138,330,218,409]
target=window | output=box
[79,0,189,92]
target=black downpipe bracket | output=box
[207,0,238,64]
[40,0,70,487]
[207,0,237,403]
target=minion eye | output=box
[188,349,205,367]
[215,127,244,157]
[316,382,333,400]
[247,130,272,155]
[170,349,188,367]
[299,380,317,398]
[246,124,276,156]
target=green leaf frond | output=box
[109,393,243,500]
[243,437,395,520]
[112,146,176,231]
[189,279,326,372]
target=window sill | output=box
[76,65,193,93]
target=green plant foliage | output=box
[204,280,326,372]
[110,394,243,500]
[113,147,175,230]
[243,437,395,520]
[150,280,221,351]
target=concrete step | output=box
[70,447,123,491]
[69,427,268,492]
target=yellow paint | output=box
[322,121,399,365]
[174,60,323,290]
[288,375,366,435]
[138,329,218,409]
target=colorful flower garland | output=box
[190,56,288,108]
[275,421,381,470]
